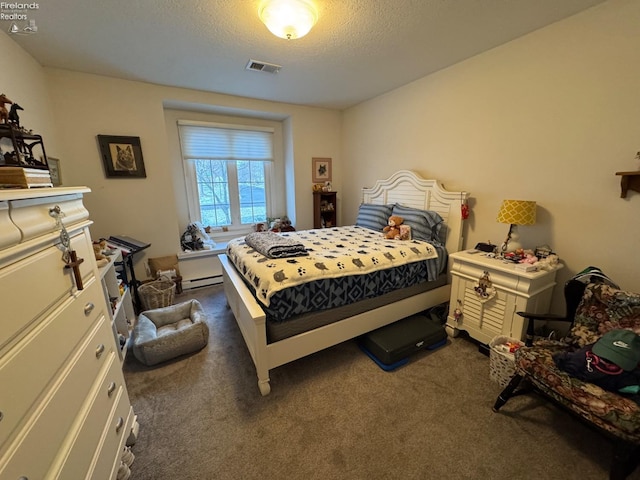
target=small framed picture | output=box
[97,135,147,178]
[312,157,332,183]
[48,157,61,186]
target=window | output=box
[178,121,274,230]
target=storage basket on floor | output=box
[489,335,524,387]
[138,278,176,311]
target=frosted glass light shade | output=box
[259,0,318,40]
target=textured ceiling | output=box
[6,0,607,110]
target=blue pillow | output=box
[356,203,393,231]
[391,204,445,244]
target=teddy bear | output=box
[534,253,559,271]
[93,241,110,267]
[383,215,404,240]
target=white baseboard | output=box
[177,243,228,290]
[182,275,223,290]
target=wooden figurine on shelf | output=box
[0,93,12,124]
[8,103,23,128]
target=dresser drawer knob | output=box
[115,416,124,434]
[84,302,95,316]
[95,344,105,358]
[107,382,117,397]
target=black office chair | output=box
[519,278,587,347]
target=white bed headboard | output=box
[362,170,469,253]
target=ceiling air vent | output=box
[246,59,282,74]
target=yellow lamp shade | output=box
[496,200,536,226]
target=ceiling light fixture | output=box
[258,0,318,40]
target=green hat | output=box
[592,330,640,371]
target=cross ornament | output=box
[49,205,85,290]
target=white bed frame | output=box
[220,170,469,395]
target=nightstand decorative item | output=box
[473,270,495,301]
[496,199,536,253]
[446,250,563,345]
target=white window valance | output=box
[178,121,274,162]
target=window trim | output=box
[177,119,274,134]
[178,120,275,236]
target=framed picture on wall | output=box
[97,135,147,178]
[312,157,332,183]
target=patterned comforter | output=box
[226,226,439,307]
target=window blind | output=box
[178,123,273,162]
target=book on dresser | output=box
[0,166,52,188]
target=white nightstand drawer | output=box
[0,319,115,480]
[0,232,95,350]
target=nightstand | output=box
[446,250,563,345]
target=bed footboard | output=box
[220,254,272,395]
[220,254,451,396]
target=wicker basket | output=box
[138,278,176,311]
[489,335,524,387]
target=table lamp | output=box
[496,199,536,253]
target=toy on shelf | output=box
[9,103,23,128]
[93,240,111,267]
[0,93,11,124]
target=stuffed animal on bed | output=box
[383,215,404,240]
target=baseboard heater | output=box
[182,274,223,290]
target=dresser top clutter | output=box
[0,120,51,188]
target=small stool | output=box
[132,299,209,366]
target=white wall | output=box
[0,32,61,162]
[2,0,637,304]
[342,0,640,306]
[41,70,342,279]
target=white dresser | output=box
[446,250,563,345]
[0,187,136,480]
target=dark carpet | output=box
[123,285,639,480]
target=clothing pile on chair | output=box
[554,329,640,403]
